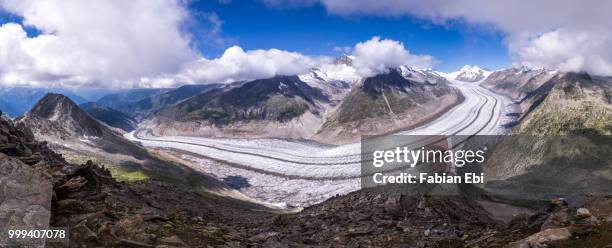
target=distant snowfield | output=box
[125,80,518,207]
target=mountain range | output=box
[15,94,238,195]
[2,62,608,141]
[139,60,466,143]
[315,67,460,143]
[2,57,611,246]
[444,65,492,82]
[3,64,611,246]
[483,68,611,135]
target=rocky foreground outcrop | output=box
[1,116,269,247]
[2,115,611,247]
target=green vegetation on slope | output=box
[519,101,611,135]
[108,166,150,182]
[517,74,612,135]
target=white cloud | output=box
[142,46,333,87]
[0,0,197,87]
[513,28,612,76]
[270,0,612,76]
[351,37,437,77]
[0,0,440,88]
[143,37,438,87]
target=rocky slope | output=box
[482,66,558,100]
[483,68,611,135]
[0,87,88,117]
[144,75,333,139]
[515,73,611,135]
[482,71,611,203]
[16,94,231,192]
[1,115,278,247]
[315,67,462,144]
[19,94,108,140]
[79,102,138,132]
[468,69,612,246]
[161,76,327,123]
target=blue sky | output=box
[0,0,610,88]
[188,0,511,72]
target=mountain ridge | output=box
[79,102,138,132]
[0,87,89,117]
[141,66,462,144]
[444,65,492,82]
[315,68,461,143]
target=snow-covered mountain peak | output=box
[445,65,492,83]
[513,64,553,74]
[334,54,354,66]
[398,65,446,84]
[460,65,482,71]
[298,64,359,100]
[299,64,360,84]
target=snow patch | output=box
[445,65,492,83]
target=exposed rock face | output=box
[0,115,64,166]
[508,197,610,247]
[481,72,611,192]
[0,117,60,247]
[316,68,462,144]
[17,93,149,158]
[16,93,233,197]
[0,154,53,248]
[515,73,612,135]
[334,54,353,66]
[157,75,328,124]
[0,87,89,118]
[264,191,501,247]
[511,228,572,247]
[2,111,273,247]
[19,93,106,140]
[482,66,557,100]
[144,75,332,139]
[483,68,611,135]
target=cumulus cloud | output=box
[513,28,612,76]
[142,46,333,87]
[351,37,437,77]
[143,37,438,87]
[0,0,197,87]
[269,0,612,76]
[0,0,440,88]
